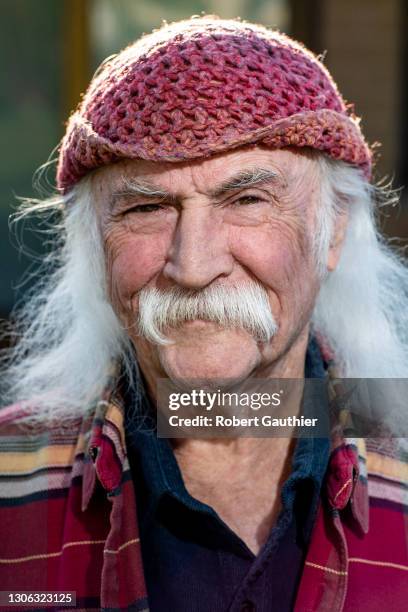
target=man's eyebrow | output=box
[110,178,175,208]
[210,168,281,198]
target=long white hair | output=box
[1,155,408,427]
[313,156,408,378]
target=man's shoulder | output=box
[0,402,94,500]
[0,401,92,440]
[364,437,408,471]
[361,438,408,508]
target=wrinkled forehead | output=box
[91,145,322,203]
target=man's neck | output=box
[172,436,296,554]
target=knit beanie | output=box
[57,16,372,192]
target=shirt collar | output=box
[82,366,128,510]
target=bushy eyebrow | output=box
[209,168,280,198]
[110,167,280,208]
[110,178,174,208]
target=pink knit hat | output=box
[57,16,372,192]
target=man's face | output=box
[93,146,325,382]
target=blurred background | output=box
[1,0,407,321]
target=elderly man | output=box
[0,16,407,612]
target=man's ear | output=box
[326,211,349,272]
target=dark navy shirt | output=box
[125,339,329,612]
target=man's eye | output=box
[233,196,262,206]
[128,204,163,213]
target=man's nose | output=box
[163,207,234,288]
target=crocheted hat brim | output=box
[58,108,371,192]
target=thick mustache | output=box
[136,283,278,345]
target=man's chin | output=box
[160,366,250,391]
[156,326,261,385]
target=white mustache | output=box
[137,282,278,345]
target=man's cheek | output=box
[109,242,167,309]
[233,230,303,289]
